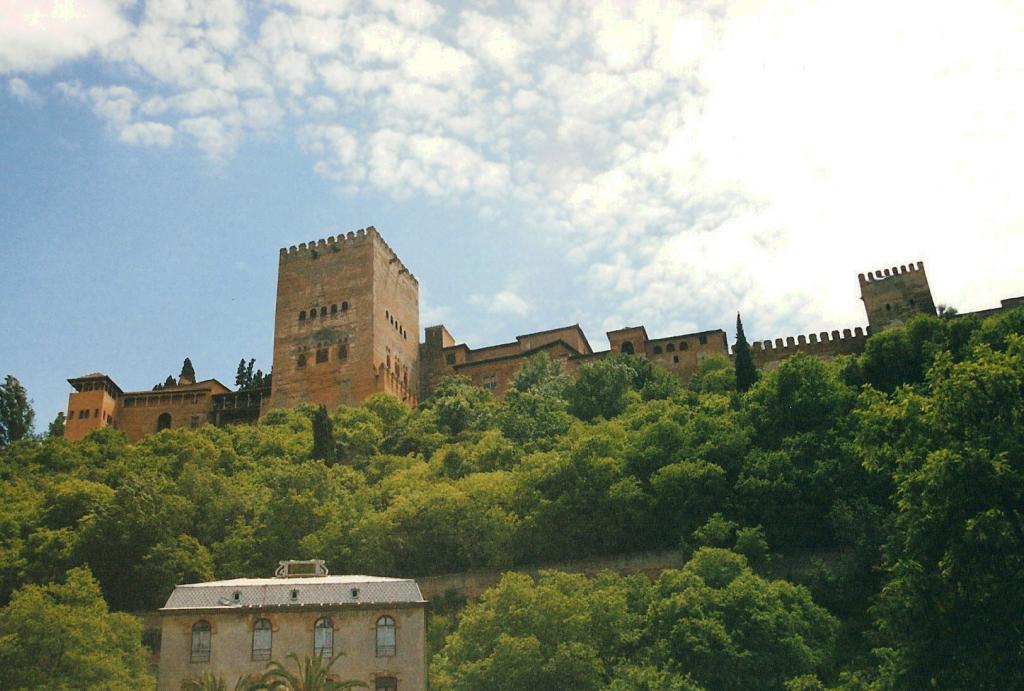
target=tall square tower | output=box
[268,227,419,412]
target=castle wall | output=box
[859,261,936,331]
[65,389,118,441]
[748,327,868,369]
[644,330,730,380]
[116,387,222,442]
[372,234,420,405]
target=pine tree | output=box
[310,405,336,463]
[0,375,34,448]
[734,312,758,393]
[235,358,248,388]
[47,412,66,438]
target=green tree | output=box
[0,375,34,449]
[511,353,572,399]
[0,567,152,688]
[566,356,638,421]
[255,652,367,690]
[310,405,336,463]
[47,411,65,438]
[421,376,498,437]
[734,313,758,392]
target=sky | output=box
[2,0,1023,428]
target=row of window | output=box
[124,392,205,408]
[385,310,408,340]
[299,302,349,322]
[297,345,349,368]
[189,616,397,663]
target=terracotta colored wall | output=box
[158,606,425,691]
[117,392,216,442]
[65,390,117,441]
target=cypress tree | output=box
[180,358,196,384]
[734,312,758,392]
[310,405,336,463]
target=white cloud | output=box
[0,0,130,74]
[119,121,174,146]
[470,290,530,317]
[7,77,42,105]
[180,116,238,160]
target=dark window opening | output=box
[341,301,349,311]
[338,344,348,359]
[320,306,327,317]
[653,346,662,354]
[680,341,689,350]
[299,311,305,321]
[191,621,211,663]
[157,412,172,432]
[666,343,675,352]
[885,303,892,311]
[376,616,396,657]
[698,334,708,345]
[314,618,333,657]
[621,341,635,354]
[331,304,337,314]
[445,353,456,366]
[309,309,317,319]
[297,354,307,368]
[375,677,397,691]
[316,348,328,363]
[909,299,916,307]
[673,355,679,363]
[252,619,272,661]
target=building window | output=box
[673,355,679,363]
[666,343,675,352]
[297,354,307,368]
[483,375,497,392]
[252,619,272,661]
[445,353,456,366]
[157,412,172,431]
[316,348,329,364]
[331,304,337,314]
[299,311,306,321]
[621,341,635,354]
[341,301,349,311]
[314,618,333,657]
[321,306,327,317]
[338,344,349,360]
[653,346,662,354]
[190,415,200,429]
[698,334,708,345]
[885,303,892,312]
[191,621,211,663]
[375,677,397,691]
[309,308,317,319]
[376,616,396,657]
[680,341,689,350]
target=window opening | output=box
[331,304,337,314]
[157,412,171,431]
[341,301,348,311]
[621,341,635,354]
[375,677,397,691]
[299,311,305,321]
[445,353,456,366]
[316,348,328,364]
[191,621,211,663]
[297,354,307,368]
[653,346,662,354]
[376,616,396,657]
[320,306,327,317]
[698,334,708,345]
[314,618,333,657]
[680,341,689,350]
[252,619,272,661]
[673,355,679,363]
[309,308,317,319]
[338,344,349,359]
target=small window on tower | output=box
[338,344,348,359]
[698,334,708,345]
[299,311,305,321]
[309,309,317,319]
[341,301,348,311]
[320,306,327,317]
[316,348,328,364]
[445,353,456,366]
[297,354,307,368]
[673,355,679,363]
[483,375,497,391]
[331,304,337,314]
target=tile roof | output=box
[161,576,425,611]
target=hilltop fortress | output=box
[64,227,1024,442]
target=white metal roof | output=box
[161,575,425,611]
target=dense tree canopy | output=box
[1,307,1022,687]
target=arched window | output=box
[191,620,211,662]
[314,617,333,657]
[375,677,397,691]
[297,354,307,368]
[156,412,172,432]
[252,619,272,661]
[331,304,337,314]
[653,345,662,354]
[320,306,327,317]
[620,341,634,354]
[341,301,348,311]
[299,311,306,321]
[666,343,675,352]
[309,308,317,319]
[680,341,689,350]
[376,615,396,657]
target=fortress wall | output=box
[749,326,869,368]
[859,261,936,330]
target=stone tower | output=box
[268,227,419,412]
[859,261,937,331]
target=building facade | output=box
[157,561,426,691]
[64,228,1024,443]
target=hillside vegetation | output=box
[1,308,1022,689]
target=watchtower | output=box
[859,261,936,331]
[268,227,419,412]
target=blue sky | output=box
[3,0,1024,428]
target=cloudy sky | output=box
[3,0,1023,425]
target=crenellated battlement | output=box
[858,261,925,285]
[278,225,416,282]
[746,325,870,367]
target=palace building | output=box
[63,226,1024,442]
